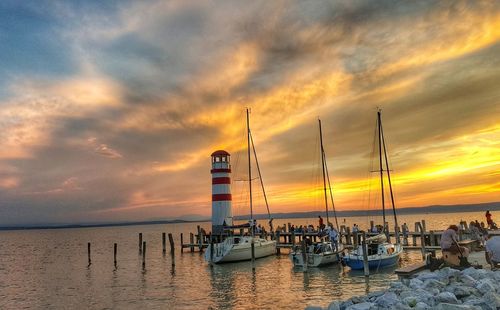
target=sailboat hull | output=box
[344,243,402,270]
[205,237,276,263]
[289,242,343,267]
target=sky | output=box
[0,0,499,226]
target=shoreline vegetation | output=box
[306,267,500,310]
[1,201,499,231]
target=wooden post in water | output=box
[361,231,369,277]
[87,242,91,266]
[346,227,351,245]
[190,233,194,252]
[197,226,203,252]
[251,238,256,271]
[180,233,184,253]
[209,238,214,267]
[291,231,296,248]
[301,230,308,272]
[162,233,166,254]
[139,233,143,253]
[370,221,374,232]
[430,230,435,246]
[168,233,175,266]
[353,232,358,248]
[113,243,117,267]
[276,231,281,255]
[413,222,418,246]
[142,241,146,269]
[415,222,426,260]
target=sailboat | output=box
[289,119,343,268]
[344,110,403,270]
[204,109,276,264]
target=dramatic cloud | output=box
[0,0,499,225]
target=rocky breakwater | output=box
[307,267,500,310]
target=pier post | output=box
[346,227,351,245]
[87,242,91,266]
[142,241,146,269]
[114,243,117,267]
[413,222,418,246]
[251,238,256,271]
[197,226,203,252]
[353,232,358,248]
[370,221,374,232]
[162,233,166,254]
[190,233,194,252]
[168,233,175,266]
[291,230,296,248]
[340,225,345,243]
[430,231,435,246]
[209,238,214,267]
[415,222,426,260]
[180,233,184,252]
[361,231,369,277]
[276,231,281,255]
[139,233,143,253]
[301,230,308,271]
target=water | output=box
[0,211,490,309]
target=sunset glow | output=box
[0,1,499,225]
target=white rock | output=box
[327,301,341,310]
[459,274,477,287]
[417,271,442,281]
[409,278,424,289]
[436,292,459,304]
[423,278,446,289]
[462,268,481,280]
[375,291,400,308]
[305,306,323,310]
[345,302,374,310]
[475,278,496,295]
[482,291,500,309]
[415,302,430,310]
[435,303,481,310]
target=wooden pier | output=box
[179,220,496,253]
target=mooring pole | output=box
[168,233,175,266]
[87,242,91,266]
[142,241,146,269]
[162,233,166,254]
[361,231,369,277]
[113,243,117,267]
[139,233,143,253]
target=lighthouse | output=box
[211,150,233,235]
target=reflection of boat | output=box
[344,110,403,270]
[205,109,276,264]
[289,119,343,268]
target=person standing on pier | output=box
[327,224,339,251]
[318,215,324,231]
[486,210,497,229]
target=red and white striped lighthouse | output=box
[211,150,233,234]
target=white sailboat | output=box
[290,119,343,267]
[205,109,276,264]
[344,110,403,270]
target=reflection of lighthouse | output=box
[211,150,233,235]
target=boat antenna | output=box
[379,111,399,243]
[318,119,330,225]
[246,108,254,237]
[249,130,273,232]
[377,109,387,236]
[323,152,339,231]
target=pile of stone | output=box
[307,267,500,310]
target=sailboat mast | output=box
[318,119,330,225]
[380,114,399,243]
[247,108,254,237]
[324,154,340,231]
[250,131,273,231]
[377,110,386,233]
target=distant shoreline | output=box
[1,201,498,231]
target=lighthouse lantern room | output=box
[210,150,233,235]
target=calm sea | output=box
[0,211,490,309]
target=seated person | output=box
[485,233,500,269]
[440,224,469,257]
